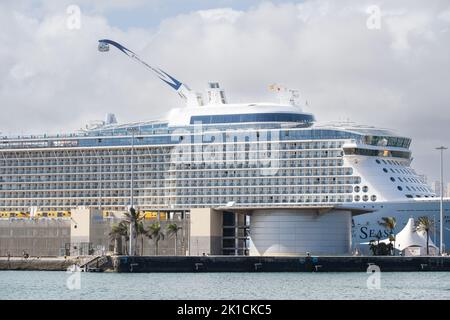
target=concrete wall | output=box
[249,209,352,256]
[0,219,70,256]
[70,207,111,255]
[70,207,93,243]
[189,208,222,255]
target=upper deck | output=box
[0,104,410,154]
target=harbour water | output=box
[0,271,449,300]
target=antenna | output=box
[268,84,301,107]
[206,82,227,104]
[98,39,203,107]
[105,113,117,125]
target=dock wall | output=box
[111,256,450,273]
[2,255,450,272]
[0,257,82,271]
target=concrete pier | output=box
[111,256,450,273]
[0,256,90,271]
[2,255,450,272]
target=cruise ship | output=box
[0,39,448,256]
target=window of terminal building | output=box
[223,212,235,227]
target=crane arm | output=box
[98,39,202,106]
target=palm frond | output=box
[416,216,434,234]
[166,223,182,238]
[378,217,396,231]
[146,222,164,239]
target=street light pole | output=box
[436,146,447,255]
[128,128,138,256]
[131,130,135,210]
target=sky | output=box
[1,0,450,183]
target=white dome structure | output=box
[395,218,437,251]
[374,218,438,256]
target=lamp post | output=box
[128,127,139,256]
[95,148,103,211]
[436,146,447,255]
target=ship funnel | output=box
[207,82,227,105]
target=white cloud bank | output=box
[0,0,449,182]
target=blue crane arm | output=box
[98,39,183,91]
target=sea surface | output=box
[0,271,449,300]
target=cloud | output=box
[0,0,449,183]
[197,8,243,23]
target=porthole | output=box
[397,186,403,191]
[354,195,361,201]
[362,186,369,192]
[398,177,403,182]
[354,186,360,192]
[362,195,369,201]
[383,168,388,173]
[390,177,395,182]
[376,159,381,164]
[371,195,377,201]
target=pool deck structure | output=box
[1,255,450,272]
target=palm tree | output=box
[109,221,129,255]
[416,216,434,255]
[137,221,147,256]
[123,208,145,256]
[379,217,397,255]
[166,223,182,255]
[369,240,378,255]
[147,222,165,255]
